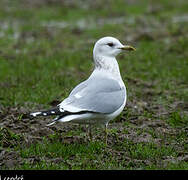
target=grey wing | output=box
[59,77,126,114]
[69,79,88,96]
[72,88,126,113]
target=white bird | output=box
[29,36,135,144]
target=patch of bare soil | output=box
[0,82,187,169]
[0,104,82,168]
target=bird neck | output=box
[94,55,121,78]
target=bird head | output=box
[93,36,136,59]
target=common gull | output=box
[30,36,136,144]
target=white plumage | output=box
[30,36,135,143]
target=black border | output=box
[0,170,187,179]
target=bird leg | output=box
[89,125,93,141]
[105,123,108,145]
[86,124,92,141]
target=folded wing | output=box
[59,76,126,114]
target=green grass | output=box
[0,0,188,170]
[168,111,188,127]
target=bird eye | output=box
[107,42,114,47]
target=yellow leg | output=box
[105,123,108,145]
[88,125,92,141]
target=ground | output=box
[0,0,188,170]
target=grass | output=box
[0,0,188,170]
